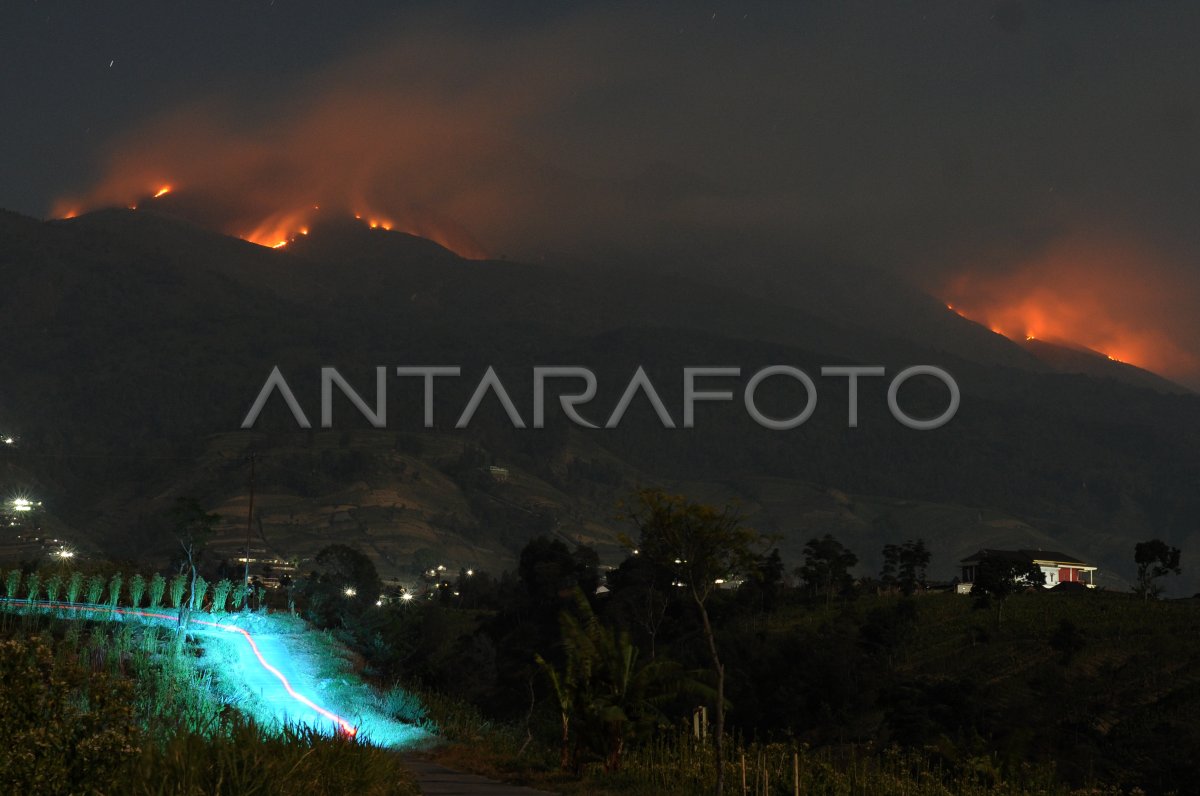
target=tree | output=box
[970,555,1044,627]
[880,539,931,595]
[604,552,671,660]
[303,545,381,627]
[169,498,218,626]
[536,590,700,774]
[798,534,858,607]
[518,537,599,611]
[1133,539,1181,600]
[625,490,764,796]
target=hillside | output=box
[1,208,1199,592]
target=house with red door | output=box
[957,549,1097,594]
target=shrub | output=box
[0,636,142,794]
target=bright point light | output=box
[400,593,413,602]
[55,549,75,559]
[3,437,12,445]
[12,498,32,512]
[466,569,474,576]
[375,600,383,607]
[343,587,357,597]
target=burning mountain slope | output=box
[3,207,1200,591]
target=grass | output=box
[0,602,421,795]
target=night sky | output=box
[4,1,1199,382]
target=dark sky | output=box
[3,1,1199,380]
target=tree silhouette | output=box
[625,489,763,796]
[970,556,1044,627]
[798,534,858,607]
[1133,539,1181,600]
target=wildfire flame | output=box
[53,182,487,259]
[942,237,1199,382]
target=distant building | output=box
[487,465,510,482]
[957,549,1097,594]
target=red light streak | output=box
[1,598,357,737]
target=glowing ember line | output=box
[153,185,172,198]
[0,598,357,737]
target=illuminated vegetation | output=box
[0,602,419,795]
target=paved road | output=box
[402,756,558,795]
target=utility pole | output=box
[244,451,256,611]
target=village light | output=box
[466,569,474,576]
[11,498,32,512]
[343,587,357,597]
[55,549,75,559]
[400,593,413,602]
[3,437,13,445]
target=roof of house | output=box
[960,548,1089,566]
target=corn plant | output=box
[211,579,232,613]
[45,573,63,604]
[86,574,105,605]
[107,573,123,610]
[66,571,84,603]
[191,576,208,612]
[230,583,247,612]
[148,573,166,609]
[169,574,187,609]
[128,573,146,608]
[24,572,40,603]
[3,570,21,601]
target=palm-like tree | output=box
[538,591,707,773]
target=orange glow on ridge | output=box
[942,237,1198,380]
